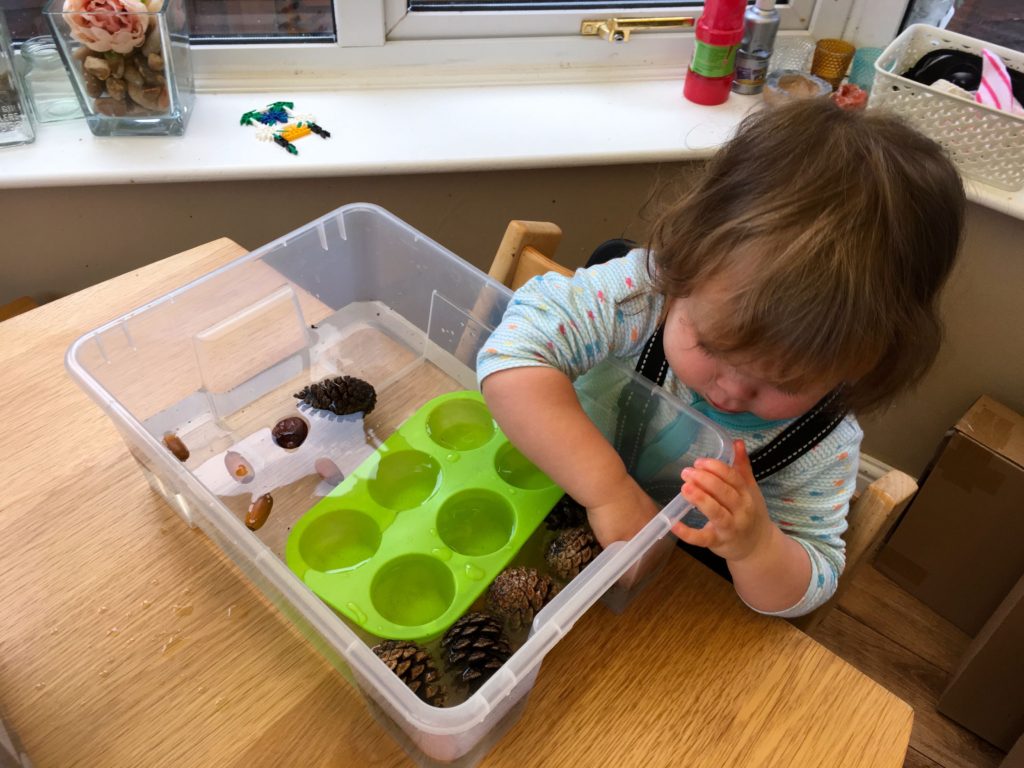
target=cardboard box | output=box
[1002,731,1024,768]
[876,396,1024,635]
[938,571,1024,752]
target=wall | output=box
[0,166,1020,475]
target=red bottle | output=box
[683,0,747,106]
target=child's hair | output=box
[647,99,965,413]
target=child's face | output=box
[663,292,838,421]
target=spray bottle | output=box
[732,0,781,95]
[682,0,747,106]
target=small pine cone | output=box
[487,567,560,631]
[372,639,446,707]
[545,494,587,531]
[294,375,377,416]
[441,612,512,690]
[546,526,602,581]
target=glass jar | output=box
[0,10,35,147]
[21,35,82,123]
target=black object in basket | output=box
[903,49,1024,105]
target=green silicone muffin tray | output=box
[285,390,564,641]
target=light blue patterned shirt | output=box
[477,249,861,617]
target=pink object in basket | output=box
[975,49,1024,116]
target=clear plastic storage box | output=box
[66,204,730,765]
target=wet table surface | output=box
[0,238,913,768]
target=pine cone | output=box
[546,526,602,581]
[372,639,446,707]
[441,612,512,689]
[294,375,377,416]
[545,494,588,531]
[487,567,560,631]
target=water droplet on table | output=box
[465,564,485,580]
[431,547,452,561]
[172,603,193,617]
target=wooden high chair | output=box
[489,219,919,635]
[488,220,572,288]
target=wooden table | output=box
[0,238,913,768]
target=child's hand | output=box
[671,440,775,563]
[586,481,661,549]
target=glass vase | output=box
[43,0,194,136]
[0,9,36,147]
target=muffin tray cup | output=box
[285,390,564,642]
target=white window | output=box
[9,0,907,89]
[196,0,894,89]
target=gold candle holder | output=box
[811,38,856,90]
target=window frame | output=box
[188,0,907,92]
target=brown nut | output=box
[163,432,189,461]
[271,416,309,449]
[245,493,273,531]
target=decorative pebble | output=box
[163,432,189,461]
[314,457,344,486]
[271,416,309,449]
[224,451,255,483]
[246,493,274,531]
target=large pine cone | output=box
[372,639,446,707]
[441,612,512,689]
[545,494,588,531]
[294,375,377,416]
[487,567,560,631]
[546,526,602,581]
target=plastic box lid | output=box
[65,203,731,764]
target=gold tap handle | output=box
[580,17,695,43]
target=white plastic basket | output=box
[869,24,1024,192]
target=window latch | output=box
[580,17,695,43]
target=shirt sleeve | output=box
[476,249,662,384]
[742,416,863,618]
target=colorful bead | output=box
[240,102,331,156]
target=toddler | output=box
[477,99,965,617]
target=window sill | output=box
[2,79,1022,222]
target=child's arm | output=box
[482,366,661,547]
[672,440,812,612]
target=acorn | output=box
[271,416,309,449]
[441,612,512,690]
[371,639,446,707]
[162,432,189,462]
[294,375,376,416]
[486,567,560,631]
[546,526,602,581]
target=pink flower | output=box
[63,0,160,54]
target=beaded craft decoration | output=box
[240,101,331,155]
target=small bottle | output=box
[21,36,82,123]
[0,10,35,147]
[733,0,781,95]
[683,0,747,106]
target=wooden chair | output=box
[790,469,916,633]
[0,296,38,322]
[488,220,571,289]
[488,219,918,634]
